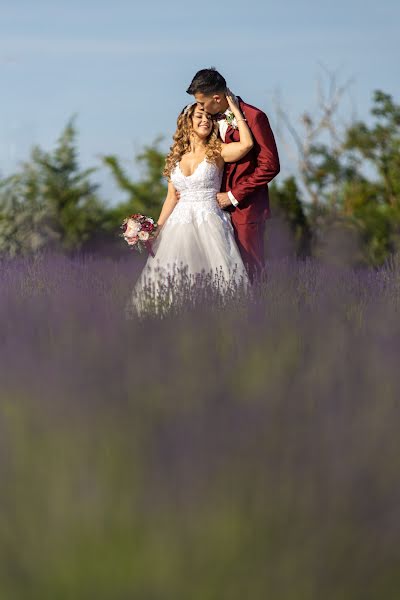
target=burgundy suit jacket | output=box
[221,97,280,225]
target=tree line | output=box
[1,89,399,266]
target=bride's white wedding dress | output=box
[127,157,249,315]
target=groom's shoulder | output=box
[239,98,269,122]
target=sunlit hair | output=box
[163,104,221,180]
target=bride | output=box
[127,94,253,316]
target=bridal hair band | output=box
[183,101,197,115]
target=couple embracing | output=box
[131,67,280,308]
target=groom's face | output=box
[194,92,224,116]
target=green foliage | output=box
[297,90,400,265]
[102,136,167,229]
[337,91,400,264]
[0,115,107,256]
[2,89,400,265]
[269,176,312,257]
[0,171,57,257]
[304,144,351,208]
[345,91,400,205]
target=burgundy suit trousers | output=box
[233,220,266,283]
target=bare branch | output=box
[273,66,354,206]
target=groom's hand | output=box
[216,192,231,209]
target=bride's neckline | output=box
[177,156,207,178]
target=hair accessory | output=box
[183,102,197,115]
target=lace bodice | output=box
[171,157,223,195]
[167,158,227,226]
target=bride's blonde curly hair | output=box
[163,103,222,180]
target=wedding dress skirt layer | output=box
[128,158,249,315]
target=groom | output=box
[186,67,280,282]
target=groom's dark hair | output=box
[186,67,227,96]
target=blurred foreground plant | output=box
[0,251,399,599]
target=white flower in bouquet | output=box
[138,230,150,241]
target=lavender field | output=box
[1,249,400,599]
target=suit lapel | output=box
[225,126,236,143]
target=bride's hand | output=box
[226,89,241,114]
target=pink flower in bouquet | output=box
[126,236,138,245]
[138,230,150,241]
[125,219,141,238]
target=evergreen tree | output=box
[102,136,167,229]
[0,115,106,256]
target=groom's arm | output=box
[230,111,280,203]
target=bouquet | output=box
[120,213,159,257]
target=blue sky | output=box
[1,0,399,204]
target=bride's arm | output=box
[220,93,254,163]
[156,181,178,229]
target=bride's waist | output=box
[178,190,218,203]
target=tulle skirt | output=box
[125,208,249,317]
